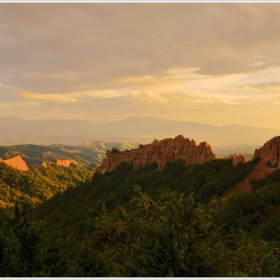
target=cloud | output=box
[1,3,280,95]
[1,3,280,129]
[128,91,167,103]
[247,81,280,93]
[251,62,265,67]
[22,92,78,103]
[166,67,201,78]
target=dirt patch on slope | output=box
[221,159,277,201]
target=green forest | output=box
[1,157,280,276]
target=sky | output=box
[1,3,280,128]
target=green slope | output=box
[0,162,92,208]
[1,157,280,276]
[35,158,258,237]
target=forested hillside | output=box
[0,162,92,208]
[1,154,280,276]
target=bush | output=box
[111,147,120,153]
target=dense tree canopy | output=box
[1,156,280,276]
[0,162,92,208]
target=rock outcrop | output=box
[33,163,41,169]
[41,161,53,168]
[223,136,280,200]
[56,159,78,167]
[0,155,29,171]
[221,158,276,201]
[227,154,248,166]
[254,136,280,166]
[96,135,216,174]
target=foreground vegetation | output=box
[1,158,280,276]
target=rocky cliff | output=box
[96,135,216,174]
[227,154,248,166]
[56,159,78,167]
[0,155,29,171]
[254,136,280,165]
[223,136,280,200]
[41,161,53,168]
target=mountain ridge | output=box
[1,116,280,148]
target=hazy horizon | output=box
[2,114,280,130]
[1,3,280,129]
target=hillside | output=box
[0,162,92,208]
[35,135,280,238]
[31,154,280,276]
[1,135,280,276]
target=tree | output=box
[0,200,45,276]
[111,147,120,153]
[91,186,231,277]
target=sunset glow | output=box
[1,3,280,128]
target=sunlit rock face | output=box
[1,155,29,171]
[227,154,248,166]
[254,136,280,166]
[41,161,53,168]
[56,159,78,167]
[96,135,216,174]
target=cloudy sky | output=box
[1,3,280,128]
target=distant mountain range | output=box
[1,116,279,156]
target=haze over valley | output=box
[1,115,278,158]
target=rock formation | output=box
[33,163,41,169]
[96,135,216,174]
[227,154,248,166]
[223,136,280,200]
[41,161,53,168]
[0,154,79,170]
[254,136,280,166]
[56,159,78,167]
[0,155,29,171]
[221,158,276,201]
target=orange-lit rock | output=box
[223,136,280,200]
[254,136,280,166]
[56,159,78,167]
[96,135,216,174]
[2,155,29,171]
[227,154,248,166]
[33,163,41,169]
[41,161,53,168]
